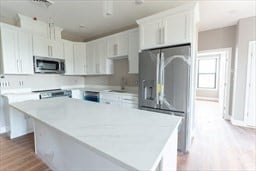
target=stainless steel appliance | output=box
[33,89,72,99]
[139,44,191,152]
[83,91,100,103]
[34,56,65,74]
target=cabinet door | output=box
[139,19,162,50]
[32,35,49,57]
[18,31,33,74]
[117,32,129,57]
[86,41,96,74]
[51,40,64,59]
[128,29,139,74]
[107,35,118,58]
[98,39,108,74]
[1,28,19,74]
[163,12,189,46]
[73,43,86,75]
[63,41,74,75]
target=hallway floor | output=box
[177,100,256,170]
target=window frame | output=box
[197,55,219,90]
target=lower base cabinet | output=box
[100,92,138,109]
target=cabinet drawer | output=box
[100,93,120,101]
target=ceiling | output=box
[0,0,255,41]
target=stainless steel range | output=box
[33,89,72,99]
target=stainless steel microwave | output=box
[33,56,65,74]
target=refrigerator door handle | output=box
[160,52,165,106]
[156,53,161,106]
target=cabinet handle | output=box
[114,44,118,56]
[20,59,22,72]
[51,46,53,56]
[162,27,165,44]
[48,46,50,56]
[16,59,19,72]
[158,28,162,45]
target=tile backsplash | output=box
[84,58,138,87]
[0,74,85,91]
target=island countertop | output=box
[10,97,181,171]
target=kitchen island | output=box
[10,98,181,171]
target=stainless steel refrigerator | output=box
[139,44,192,152]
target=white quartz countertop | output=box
[10,98,180,171]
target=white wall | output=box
[233,16,256,121]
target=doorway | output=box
[244,41,256,127]
[195,48,232,120]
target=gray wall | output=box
[197,25,237,111]
[233,16,256,121]
[84,58,138,87]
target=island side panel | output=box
[33,120,127,171]
[160,127,178,171]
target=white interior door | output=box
[245,41,256,127]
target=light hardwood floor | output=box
[177,100,256,171]
[0,101,255,171]
[0,133,49,171]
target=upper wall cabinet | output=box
[107,31,129,58]
[33,35,64,59]
[63,40,74,75]
[128,28,139,74]
[137,2,199,50]
[0,24,33,75]
[86,38,113,75]
[73,43,87,75]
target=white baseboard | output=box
[196,96,219,102]
[230,118,256,129]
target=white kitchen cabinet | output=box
[63,40,74,75]
[163,12,189,46]
[98,38,113,74]
[33,35,64,59]
[100,92,138,109]
[0,27,19,74]
[73,43,86,75]
[86,38,113,75]
[18,31,34,74]
[137,3,197,50]
[32,35,49,57]
[138,19,162,50]
[86,41,97,74]
[107,31,128,58]
[128,29,139,74]
[51,40,64,59]
[0,25,33,75]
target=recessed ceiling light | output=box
[103,0,113,17]
[32,0,55,8]
[79,25,86,29]
[135,0,144,5]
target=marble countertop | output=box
[11,98,181,171]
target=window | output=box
[197,57,218,89]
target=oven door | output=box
[34,56,61,73]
